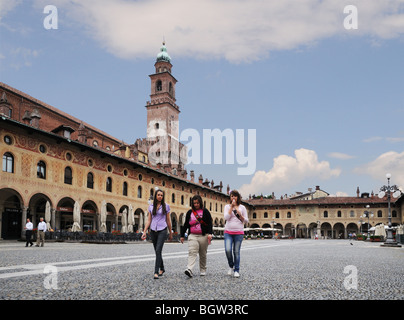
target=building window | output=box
[253,212,257,219]
[392,210,397,218]
[150,188,154,199]
[156,80,162,92]
[37,161,46,179]
[377,210,382,218]
[275,212,280,219]
[287,212,291,218]
[123,182,128,196]
[323,211,328,218]
[350,210,355,218]
[106,177,112,192]
[172,193,175,203]
[39,144,47,153]
[337,210,342,218]
[4,135,13,145]
[137,186,142,198]
[64,167,72,184]
[87,172,94,189]
[2,152,14,173]
[264,212,268,218]
[181,195,185,205]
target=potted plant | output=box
[370,235,382,242]
[356,234,366,241]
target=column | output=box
[21,206,28,239]
[51,208,56,230]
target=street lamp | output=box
[362,205,374,241]
[378,173,402,247]
[358,217,364,234]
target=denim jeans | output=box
[224,233,244,272]
[150,228,167,274]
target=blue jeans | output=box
[224,233,244,272]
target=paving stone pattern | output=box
[0,239,403,300]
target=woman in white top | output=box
[223,190,249,278]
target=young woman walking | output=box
[223,190,248,278]
[141,189,173,279]
[180,195,213,278]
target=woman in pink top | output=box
[224,190,249,278]
[180,195,213,278]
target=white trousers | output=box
[187,233,209,273]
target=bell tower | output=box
[144,43,186,173]
[146,42,180,141]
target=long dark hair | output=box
[229,190,241,206]
[152,189,167,216]
[191,195,204,211]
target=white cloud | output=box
[25,0,404,63]
[238,148,341,196]
[0,0,22,22]
[328,191,349,197]
[8,47,40,69]
[363,136,404,143]
[363,136,383,143]
[354,150,404,188]
[328,152,355,160]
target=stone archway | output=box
[82,200,98,231]
[296,223,308,238]
[171,212,178,234]
[333,222,345,239]
[135,208,145,232]
[321,222,332,239]
[347,223,359,238]
[0,188,24,239]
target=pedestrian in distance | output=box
[223,190,249,278]
[24,218,34,247]
[141,189,173,279]
[35,217,47,247]
[180,195,213,278]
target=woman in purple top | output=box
[142,189,173,279]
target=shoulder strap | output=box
[192,210,208,226]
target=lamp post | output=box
[358,217,364,234]
[379,173,402,247]
[363,205,374,241]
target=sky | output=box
[1,0,404,199]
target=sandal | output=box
[154,274,159,279]
[159,270,165,277]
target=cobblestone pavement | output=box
[0,239,403,301]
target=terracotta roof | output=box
[0,82,123,145]
[247,195,400,207]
